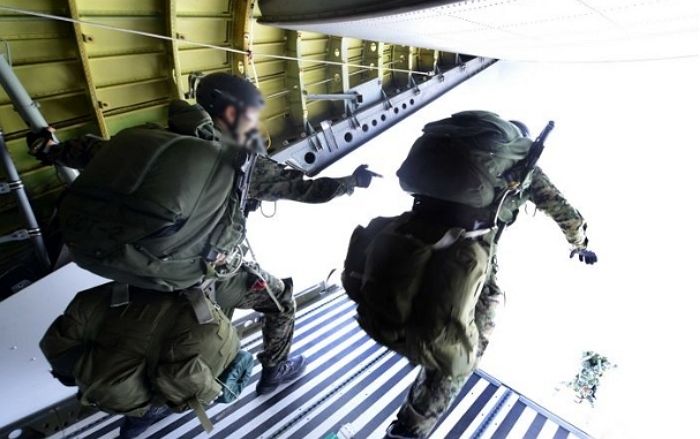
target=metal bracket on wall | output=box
[272,57,497,175]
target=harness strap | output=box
[110,283,130,307]
[433,227,494,251]
[189,398,214,433]
[182,283,216,324]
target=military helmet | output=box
[196,73,265,117]
[509,120,530,138]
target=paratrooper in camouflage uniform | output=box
[475,166,591,357]
[563,351,616,407]
[30,73,378,436]
[36,100,375,373]
[385,113,597,439]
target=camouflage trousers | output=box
[475,254,504,357]
[396,368,465,437]
[215,263,296,369]
[396,254,504,437]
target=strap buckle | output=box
[110,283,130,308]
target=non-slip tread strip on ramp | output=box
[48,291,592,439]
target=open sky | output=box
[246,56,700,438]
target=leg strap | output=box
[188,398,214,433]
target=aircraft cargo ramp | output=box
[0,265,591,439]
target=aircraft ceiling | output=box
[260,0,699,62]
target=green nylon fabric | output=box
[58,117,248,291]
[39,283,239,416]
[343,213,491,378]
[397,110,532,207]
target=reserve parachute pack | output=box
[40,282,239,419]
[58,125,251,292]
[397,110,533,209]
[342,212,491,378]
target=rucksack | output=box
[58,125,250,292]
[342,213,492,378]
[397,111,533,209]
[40,282,239,417]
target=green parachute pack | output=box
[40,282,239,418]
[344,111,534,377]
[397,110,532,208]
[58,123,250,292]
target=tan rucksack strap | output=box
[431,227,493,251]
[188,398,214,433]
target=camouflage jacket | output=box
[500,167,588,248]
[47,101,357,204]
[250,155,356,203]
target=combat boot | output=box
[119,405,172,438]
[385,421,423,439]
[256,355,306,395]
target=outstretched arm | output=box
[249,156,375,203]
[527,167,589,249]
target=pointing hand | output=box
[352,164,382,188]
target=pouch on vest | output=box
[407,236,490,377]
[342,215,395,303]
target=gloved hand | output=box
[26,127,56,164]
[570,248,598,265]
[215,350,254,403]
[352,164,382,188]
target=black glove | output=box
[570,248,598,265]
[26,128,56,164]
[352,164,381,188]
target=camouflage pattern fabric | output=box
[396,367,464,437]
[250,156,357,203]
[474,253,503,358]
[215,264,295,369]
[475,166,590,357]
[527,167,588,248]
[565,351,616,406]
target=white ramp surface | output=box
[0,264,106,429]
[37,292,592,439]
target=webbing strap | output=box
[433,227,494,250]
[183,287,215,324]
[189,398,214,433]
[110,283,130,307]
